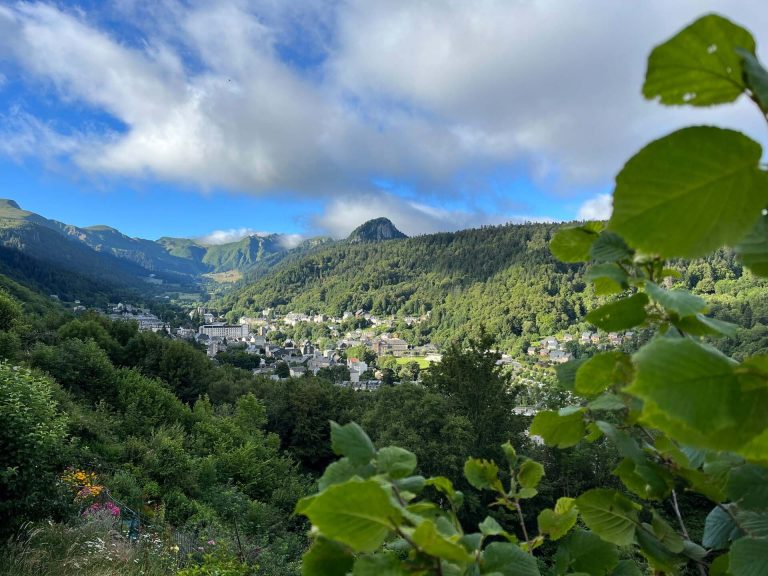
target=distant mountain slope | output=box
[221,222,594,347]
[0,199,326,284]
[348,217,407,243]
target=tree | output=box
[0,363,68,536]
[423,330,521,459]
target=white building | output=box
[198,324,249,339]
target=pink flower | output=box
[207,540,216,546]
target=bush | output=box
[0,363,68,536]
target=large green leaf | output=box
[377,446,417,479]
[726,465,768,510]
[703,505,739,549]
[585,293,649,332]
[331,421,376,465]
[628,338,768,455]
[553,529,619,576]
[412,520,473,564]
[300,479,401,552]
[302,538,355,576]
[575,351,633,397]
[736,214,768,277]
[352,553,407,576]
[530,410,585,448]
[537,497,578,541]
[643,14,754,106]
[609,127,766,258]
[482,541,541,576]
[590,232,632,262]
[729,537,768,576]
[645,282,706,317]
[517,460,545,490]
[550,223,603,263]
[576,489,640,546]
[464,458,502,492]
[585,263,630,295]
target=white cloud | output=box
[0,0,766,216]
[197,227,305,248]
[577,194,613,221]
[197,228,265,245]
[314,191,552,238]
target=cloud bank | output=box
[0,0,766,235]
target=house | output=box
[542,337,559,350]
[372,337,409,357]
[581,331,593,343]
[289,366,307,378]
[549,350,573,364]
[563,333,574,342]
[347,357,368,383]
[199,324,249,339]
[591,333,601,344]
[527,347,537,356]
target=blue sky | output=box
[0,1,765,241]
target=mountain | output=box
[0,199,326,287]
[348,218,407,243]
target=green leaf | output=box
[537,497,578,541]
[555,359,585,391]
[412,519,473,564]
[650,512,684,553]
[319,458,359,490]
[590,232,632,262]
[302,538,354,576]
[711,553,732,576]
[530,410,585,449]
[610,560,643,576]
[736,214,768,277]
[628,337,768,455]
[703,505,739,549]
[377,446,417,479]
[729,537,768,576]
[482,542,541,576]
[646,282,707,317]
[738,511,768,539]
[585,293,649,332]
[331,421,376,466]
[299,479,401,553]
[517,460,545,490]
[352,553,407,576]
[726,464,768,510]
[464,458,502,492]
[394,475,426,495]
[643,14,754,106]
[553,529,619,576]
[550,223,603,263]
[635,527,680,574]
[586,263,630,295]
[426,476,458,501]
[674,313,738,337]
[739,49,768,112]
[588,393,626,412]
[479,516,506,536]
[614,458,673,501]
[575,351,633,397]
[576,489,640,546]
[609,127,767,258]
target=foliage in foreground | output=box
[295,13,768,576]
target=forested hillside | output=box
[223,222,768,353]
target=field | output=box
[395,356,432,368]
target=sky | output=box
[0,0,766,242]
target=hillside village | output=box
[82,298,639,390]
